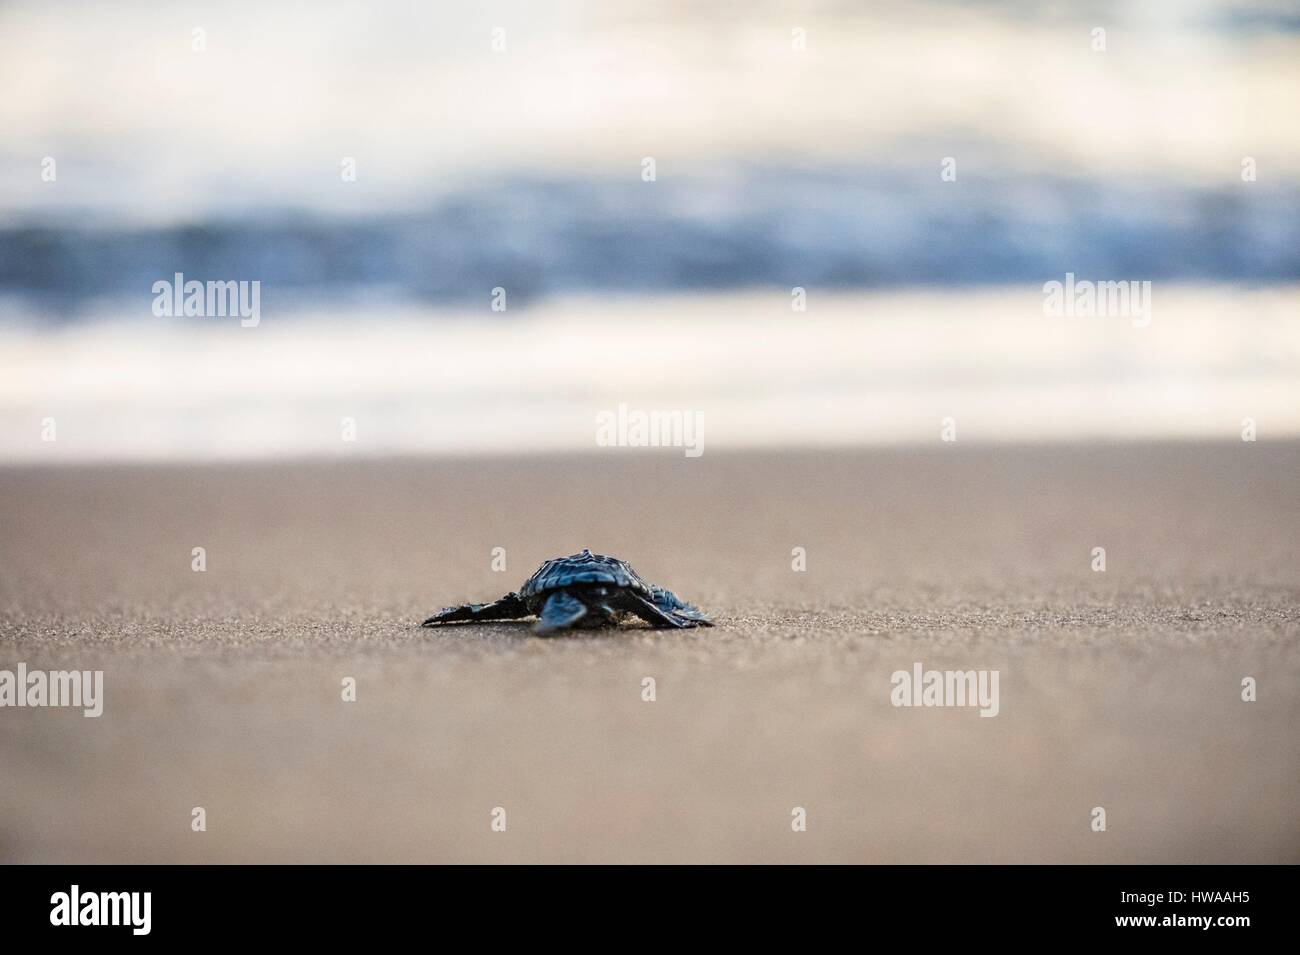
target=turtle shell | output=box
[519,549,652,601]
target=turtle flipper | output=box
[421,592,527,627]
[622,586,714,629]
[650,585,713,627]
[534,591,588,635]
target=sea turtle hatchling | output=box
[421,549,714,635]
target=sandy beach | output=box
[1,442,1297,863]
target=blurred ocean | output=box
[3,170,1298,310]
[2,0,1299,460]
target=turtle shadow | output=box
[417,619,675,640]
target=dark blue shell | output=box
[519,549,652,600]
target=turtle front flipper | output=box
[622,586,714,629]
[533,591,589,635]
[421,592,527,627]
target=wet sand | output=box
[1,443,1297,863]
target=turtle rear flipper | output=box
[421,592,527,627]
[533,591,588,635]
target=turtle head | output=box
[579,586,623,627]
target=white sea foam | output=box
[2,286,1298,462]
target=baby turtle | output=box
[421,549,713,635]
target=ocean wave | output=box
[1,169,1297,317]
